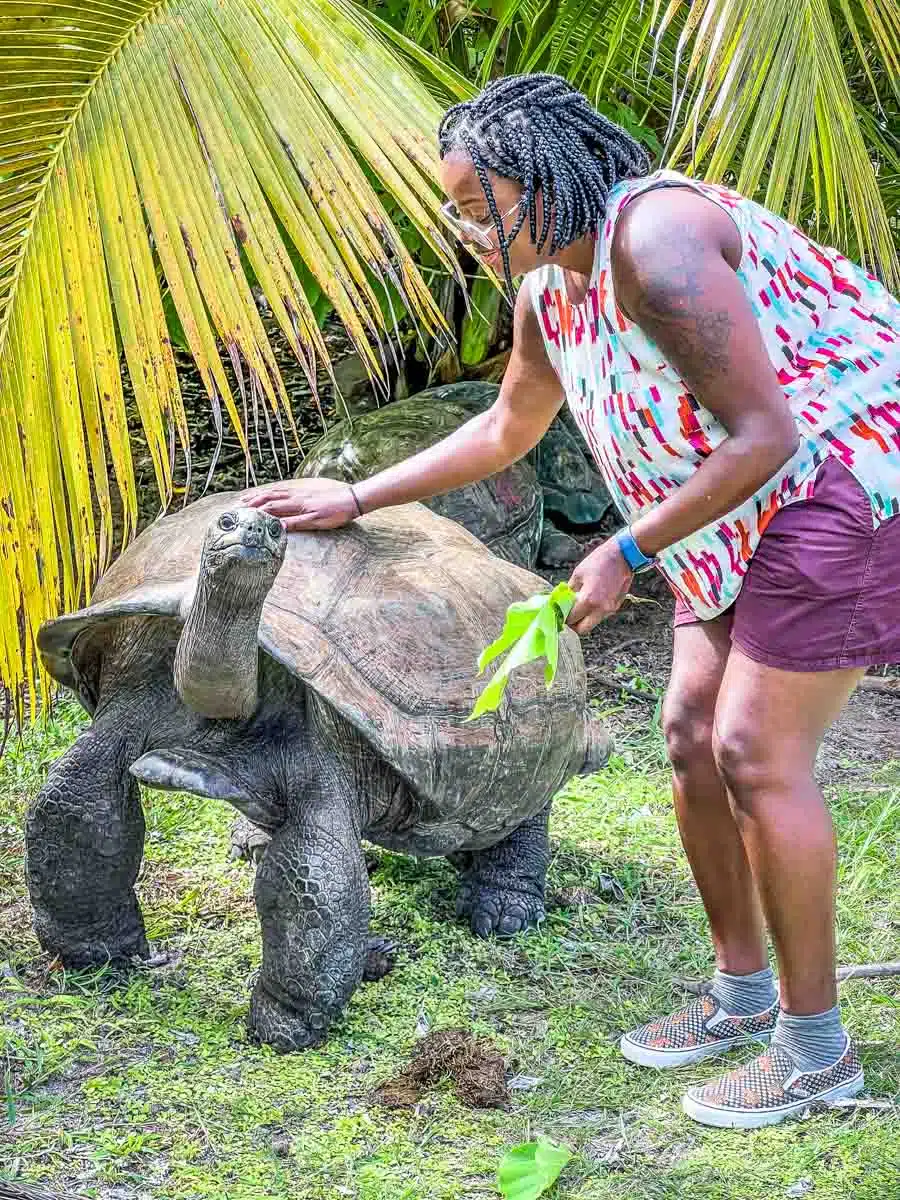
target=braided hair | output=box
[438,74,651,297]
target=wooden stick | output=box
[677,962,900,995]
[825,1097,895,1112]
[836,961,900,981]
[858,676,900,697]
[601,635,648,657]
[592,670,660,703]
[0,1184,91,1200]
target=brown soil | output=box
[373,1029,509,1110]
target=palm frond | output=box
[391,1,899,280]
[0,0,463,715]
[651,0,899,285]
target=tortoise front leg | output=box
[249,791,369,1052]
[26,723,149,966]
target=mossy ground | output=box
[1,700,897,1199]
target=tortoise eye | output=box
[218,512,237,531]
[267,517,283,538]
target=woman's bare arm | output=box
[611,187,799,559]
[243,282,565,531]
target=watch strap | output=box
[615,527,656,573]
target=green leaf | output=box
[477,594,547,674]
[461,273,503,366]
[497,1137,573,1200]
[161,288,190,353]
[468,583,577,720]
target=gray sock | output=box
[773,1006,847,1073]
[710,967,777,1016]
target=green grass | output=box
[1,700,898,1199]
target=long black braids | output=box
[438,74,651,299]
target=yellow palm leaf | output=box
[0,0,461,716]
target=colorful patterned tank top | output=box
[530,169,900,620]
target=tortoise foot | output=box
[362,935,398,981]
[229,816,272,865]
[455,877,545,939]
[33,902,149,969]
[248,982,329,1053]
[452,805,550,939]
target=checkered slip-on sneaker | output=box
[682,1034,864,1128]
[620,993,778,1069]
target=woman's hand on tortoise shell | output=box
[240,478,359,531]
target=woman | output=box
[244,74,900,1128]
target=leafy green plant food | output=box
[468,582,577,720]
[497,1137,573,1200]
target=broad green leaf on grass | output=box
[0,0,468,720]
[468,583,577,720]
[497,1137,573,1200]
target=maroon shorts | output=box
[672,457,900,671]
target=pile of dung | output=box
[373,1028,509,1110]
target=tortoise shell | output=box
[39,496,588,830]
[301,382,611,544]
[298,383,544,568]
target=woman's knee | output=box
[662,693,716,775]
[712,721,782,805]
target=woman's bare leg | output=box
[663,619,768,974]
[712,649,864,1013]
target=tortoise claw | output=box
[229,816,272,865]
[456,880,545,939]
[362,935,399,982]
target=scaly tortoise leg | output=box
[454,802,551,938]
[26,723,149,966]
[249,791,370,1051]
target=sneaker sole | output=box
[620,1029,772,1070]
[682,1071,865,1128]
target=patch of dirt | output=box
[373,1029,509,1110]
[817,688,900,779]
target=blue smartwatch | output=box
[615,527,656,574]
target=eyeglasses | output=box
[440,200,521,250]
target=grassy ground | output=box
[1,700,897,1199]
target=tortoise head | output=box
[201,506,287,582]
[174,505,288,721]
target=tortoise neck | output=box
[174,558,273,721]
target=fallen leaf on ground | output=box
[497,1136,572,1200]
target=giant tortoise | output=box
[298,382,613,569]
[28,497,610,1051]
